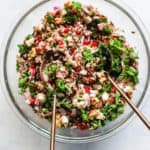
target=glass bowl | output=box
[0,0,150,143]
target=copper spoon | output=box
[107,74,150,129]
[50,95,57,150]
[101,45,150,129]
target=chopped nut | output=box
[28,48,36,58]
[56,114,62,128]
[89,109,105,120]
[55,18,65,24]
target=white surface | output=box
[0,0,150,150]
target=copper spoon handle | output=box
[107,75,150,129]
[50,95,57,150]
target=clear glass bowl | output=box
[0,0,150,143]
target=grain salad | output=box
[16,1,138,130]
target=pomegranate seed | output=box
[86,71,92,77]
[84,39,90,45]
[29,97,35,106]
[36,46,43,52]
[89,79,95,84]
[109,98,115,104]
[58,40,64,46]
[64,28,70,34]
[29,66,36,76]
[77,122,89,130]
[75,28,82,35]
[91,41,99,47]
[98,102,103,109]
[51,83,56,89]
[111,87,116,93]
[70,49,76,55]
[75,66,81,72]
[84,85,91,93]
[48,77,52,82]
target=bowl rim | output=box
[0,0,150,143]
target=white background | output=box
[0,0,150,150]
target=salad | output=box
[16,1,138,130]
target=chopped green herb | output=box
[90,119,102,129]
[102,25,112,35]
[44,64,60,77]
[18,44,30,56]
[51,42,58,48]
[57,99,73,110]
[16,62,20,72]
[72,1,82,11]
[47,14,54,23]
[64,14,77,24]
[28,82,36,96]
[40,108,49,113]
[118,66,138,84]
[111,56,122,75]
[117,106,124,114]
[97,83,111,97]
[83,49,94,62]
[19,77,28,88]
[25,34,32,40]
[56,80,72,93]
[80,109,88,121]
[94,17,107,24]
[109,39,125,54]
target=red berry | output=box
[75,66,81,72]
[91,41,99,47]
[84,85,91,93]
[77,122,89,130]
[84,39,90,45]
[64,28,70,34]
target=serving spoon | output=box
[50,95,57,150]
[103,46,150,129]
